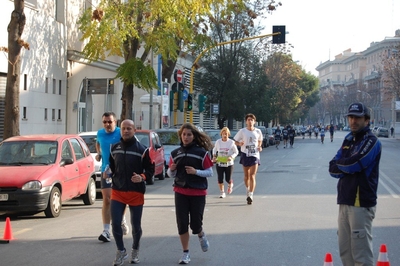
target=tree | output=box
[2,0,28,139]
[78,0,248,121]
[382,43,400,96]
[194,0,281,128]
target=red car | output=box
[135,130,165,184]
[0,134,97,218]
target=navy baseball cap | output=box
[346,102,370,117]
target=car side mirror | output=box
[60,158,74,166]
[155,144,162,150]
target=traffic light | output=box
[199,94,206,113]
[187,94,193,111]
[272,25,285,44]
[170,92,174,110]
[178,91,184,112]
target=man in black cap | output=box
[329,102,382,266]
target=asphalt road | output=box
[1,131,399,266]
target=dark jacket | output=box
[171,142,208,190]
[109,137,154,194]
[329,126,382,207]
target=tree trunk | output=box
[3,0,25,139]
[120,83,133,121]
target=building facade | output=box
[316,30,400,135]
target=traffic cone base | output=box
[376,244,390,266]
[2,217,14,241]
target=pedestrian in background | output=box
[320,126,325,144]
[274,125,282,149]
[390,126,394,137]
[212,127,239,198]
[288,124,295,148]
[234,113,263,205]
[96,112,129,242]
[282,125,289,148]
[329,102,382,266]
[108,119,154,265]
[167,123,214,264]
[329,123,335,142]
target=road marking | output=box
[379,170,400,198]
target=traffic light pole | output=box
[188,31,282,123]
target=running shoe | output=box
[227,184,233,194]
[247,196,253,205]
[219,192,226,198]
[98,230,111,242]
[199,232,209,252]
[113,249,128,266]
[121,221,129,235]
[130,249,140,264]
[179,252,190,264]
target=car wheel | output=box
[82,177,96,205]
[157,164,165,180]
[44,187,62,218]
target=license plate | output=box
[0,194,8,201]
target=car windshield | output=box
[80,135,97,153]
[205,130,221,141]
[157,131,180,145]
[0,141,57,165]
[135,133,150,147]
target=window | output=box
[22,107,27,120]
[70,138,85,160]
[61,141,73,160]
[52,78,56,94]
[58,109,61,120]
[58,80,62,95]
[24,74,27,90]
[45,78,48,93]
[52,109,55,121]
[44,108,48,120]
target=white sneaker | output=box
[227,184,233,194]
[179,252,190,264]
[130,249,139,264]
[219,192,226,198]
[98,230,111,242]
[121,221,129,235]
[113,249,128,266]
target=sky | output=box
[261,0,400,76]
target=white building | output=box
[1,0,199,137]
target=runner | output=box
[274,126,282,149]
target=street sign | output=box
[212,103,219,114]
[182,89,188,100]
[177,69,183,83]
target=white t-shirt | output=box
[234,128,263,159]
[212,138,239,167]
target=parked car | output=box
[266,127,276,146]
[135,130,165,184]
[255,126,269,148]
[154,129,181,176]
[79,131,102,190]
[342,126,350,131]
[0,134,96,218]
[375,127,389,138]
[205,129,221,157]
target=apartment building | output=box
[316,30,400,134]
[1,0,200,138]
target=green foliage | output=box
[116,58,157,91]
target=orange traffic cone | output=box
[1,217,14,243]
[376,244,390,266]
[323,252,333,266]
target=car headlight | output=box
[22,181,42,190]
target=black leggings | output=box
[216,165,234,184]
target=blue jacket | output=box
[329,126,381,207]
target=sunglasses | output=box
[102,120,114,124]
